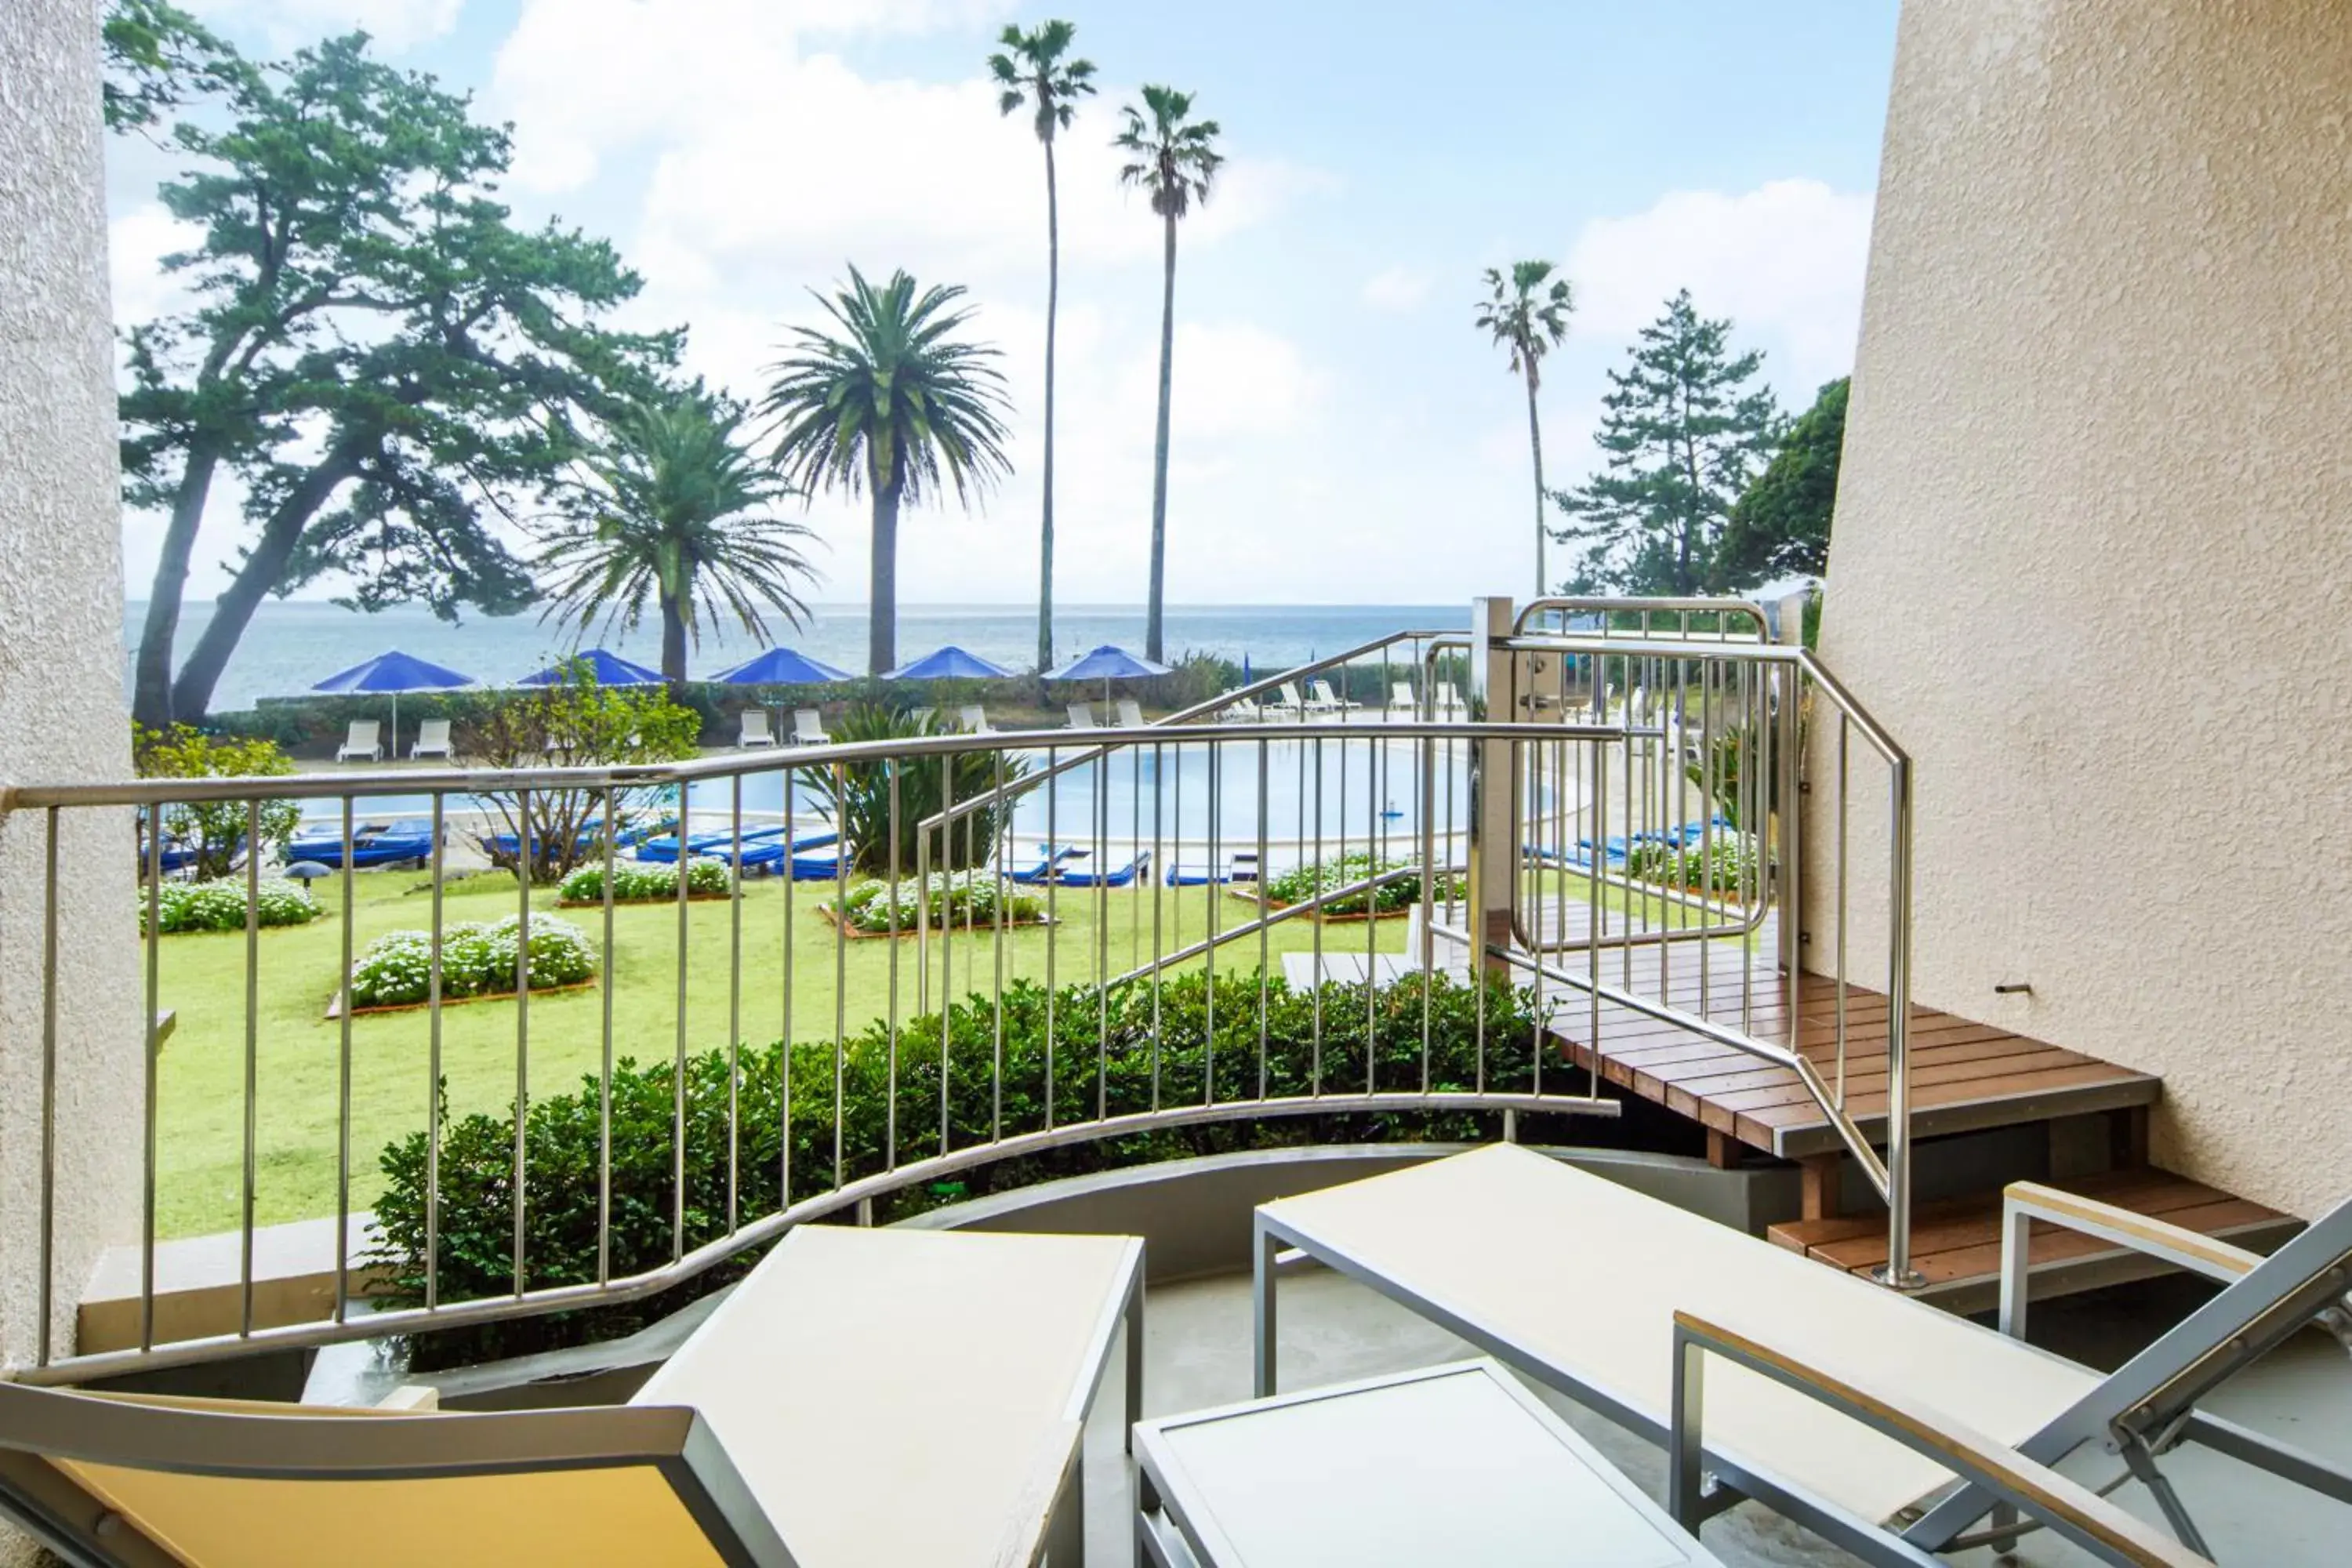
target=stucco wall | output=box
[1820,0,2352,1216]
[0,0,147,1406]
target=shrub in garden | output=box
[806,704,1029,877]
[822,873,1046,934]
[139,877,318,935]
[347,916,597,1008]
[1624,835,1757,895]
[557,858,731,904]
[132,724,301,880]
[372,969,1570,1362]
[1261,854,1460,916]
[463,672,702,883]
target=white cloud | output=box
[206,0,464,53]
[1566,178,1872,392]
[108,204,205,330]
[1360,266,1431,312]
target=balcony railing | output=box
[0,606,1918,1384]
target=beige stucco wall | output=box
[0,0,147,1411]
[1819,0,2352,1217]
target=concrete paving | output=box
[1078,1268,2352,1565]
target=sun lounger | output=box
[1436,681,1467,717]
[1007,845,1089,885]
[956,704,993,734]
[1051,848,1150,888]
[334,720,382,763]
[286,818,440,869]
[1218,692,1265,723]
[1309,679,1359,715]
[1165,851,1261,887]
[1114,698,1147,728]
[790,708,829,746]
[733,836,854,880]
[1257,1146,2352,1566]
[409,718,454,760]
[634,825,811,865]
[1386,681,1418,718]
[1065,702,1097,729]
[737,710,777,749]
[0,1225,1143,1568]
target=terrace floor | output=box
[1089,1265,2352,1565]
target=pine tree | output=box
[1551,290,1781,597]
[1713,376,1847,590]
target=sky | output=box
[107,0,1900,609]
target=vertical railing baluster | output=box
[831,761,848,1194]
[1257,737,1270,1100]
[335,796,354,1323]
[782,768,797,1210]
[1044,745,1057,1130]
[599,786,616,1285]
[991,752,1006,1145]
[426,791,445,1310]
[38,809,61,1366]
[670,775,688,1261]
[516,785,532,1296]
[240,798,260,1337]
[141,808,162,1352]
[728,774,744,1236]
[1836,717,1850,1110]
[886,760,901,1170]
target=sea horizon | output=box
[123,599,1470,713]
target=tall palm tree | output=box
[1115,85,1222,663]
[761,267,1012,675]
[988,20,1094,674]
[538,385,820,693]
[1476,260,1575,595]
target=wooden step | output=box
[1766,1168,2301,1316]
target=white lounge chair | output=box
[1272,682,1308,720]
[1258,1145,2352,1568]
[0,1225,1144,1568]
[1385,681,1418,718]
[736,710,777,749]
[1298,681,1336,717]
[1309,678,1359,716]
[1115,698,1147,728]
[956,704,993,734]
[1219,692,1266,723]
[409,718,453,760]
[790,708,829,746]
[1066,702,1097,729]
[335,720,382,763]
[1435,681,1468,717]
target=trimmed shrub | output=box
[821,873,1046,934]
[1624,834,1758,896]
[557,858,731,905]
[372,969,1571,1363]
[1261,853,1460,917]
[132,725,301,880]
[139,877,319,935]
[347,916,598,1009]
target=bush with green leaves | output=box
[138,877,318,935]
[1261,854,1460,917]
[347,916,598,1009]
[1624,834,1758,896]
[557,858,731,905]
[132,724,301,880]
[372,968,1572,1362]
[822,872,1047,935]
[805,703,1029,877]
[463,673,704,883]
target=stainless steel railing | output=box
[5,714,1627,1384]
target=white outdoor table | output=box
[1132,1358,1726,1568]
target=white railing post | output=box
[1465,598,1518,973]
[1875,752,1923,1289]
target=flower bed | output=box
[343,915,599,1011]
[140,877,319,935]
[1624,835,1759,897]
[817,873,1050,938]
[1240,855,1461,921]
[557,858,732,906]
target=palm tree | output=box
[1476,260,1575,595]
[761,267,1013,675]
[988,20,1094,674]
[538,385,820,693]
[1115,85,1222,663]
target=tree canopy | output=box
[121,31,673,724]
[1714,376,1847,590]
[1550,289,1782,597]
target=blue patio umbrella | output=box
[310,648,474,753]
[1044,644,1173,713]
[884,644,1017,681]
[516,647,666,688]
[709,646,853,685]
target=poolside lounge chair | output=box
[634,825,804,865]
[1051,848,1150,888]
[1435,681,1467,717]
[790,709,829,746]
[737,709,777,749]
[410,718,454,760]
[334,720,382,763]
[732,833,850,880]
[0,1225,1143,1568]
[1386,681,1418,718]
[956,704,993,734]
[1272,683,1308,720]
[1256,1145,2352,1567]
[286,818,440,869]
[1218,692,1266,723]
[1309,678,1359,716]
[1007,845,1089,885]
[1066,702,1097,729]
[1165,851,1261,887]
[1114,698,1147,728]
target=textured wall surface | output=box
[1821,0,2352,1216]
[0,0,146,1405]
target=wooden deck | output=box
[1767,1167,2299,1315]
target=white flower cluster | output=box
[348,914,599,1007]
[557,858,732,904]
[829,871,1044,934]
[140,878,319,935]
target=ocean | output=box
[125,601,1469,713]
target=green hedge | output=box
[372,968,1571,1363]
[139,878,319,935]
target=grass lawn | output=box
[152,866,1439,1239]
